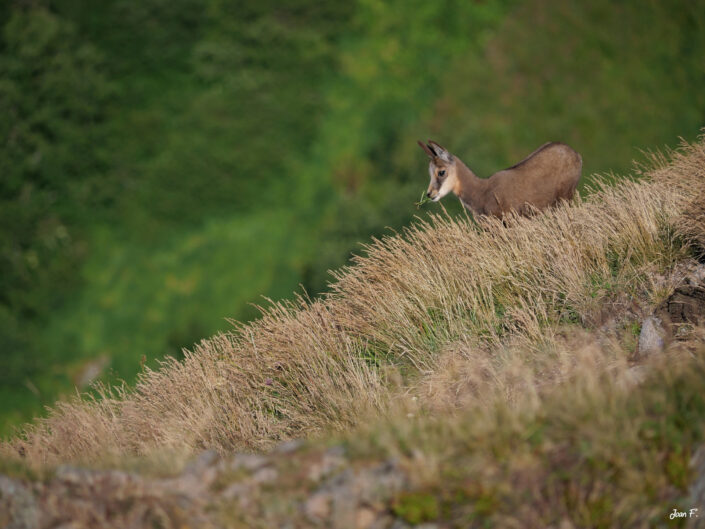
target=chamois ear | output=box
[417,140,436,159]
[428,140,453,163]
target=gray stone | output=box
[326,445,346,458]
[0,476,39,529]
[307,450,346,482]
[229,453,268,472]
[274,439,304,454]
[638,316,665,357]
[332,481,356,529]
[304,491,332,521]
[357,461,406,504]
[252,467,278,485]
[221,481,249,500]
[184,449,219,475]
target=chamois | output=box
[418,140,582,218]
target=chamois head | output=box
[418,140,457,202]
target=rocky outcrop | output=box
[0,444,420,529]
[638,264,705,358]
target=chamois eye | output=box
[438,170,446,178]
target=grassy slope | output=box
[3,135,704,464]
[3,0,704,436]
[3,137,705,529]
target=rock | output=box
[654,281,705,342]
[221,482,249,501]
[663,286,705,323]
[638,316,665,357]
[228,453,268,472]
[179,450,220,490]
[302,458,407,528]
[275,439,304,454]
[356,507,378,529]
[686,264,705,286]
[326,445,346,458]
[184,449,219,475]
[0,476,39,529]
[307,449,346,482]
[251,467,278,485]
[356,460,406,505]
[332,479,356,528]
[305,491,332,521]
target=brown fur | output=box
[421,140,582,217]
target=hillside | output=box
[2,137,705,527]
[2,0,704,434]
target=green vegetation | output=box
[1,0,704,435]
[393,491,441,524]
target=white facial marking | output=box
[435,174,455,200]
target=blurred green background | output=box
[1,0,704,435]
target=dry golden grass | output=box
[4,135,705,469]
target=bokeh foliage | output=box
[1,0,704,433]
